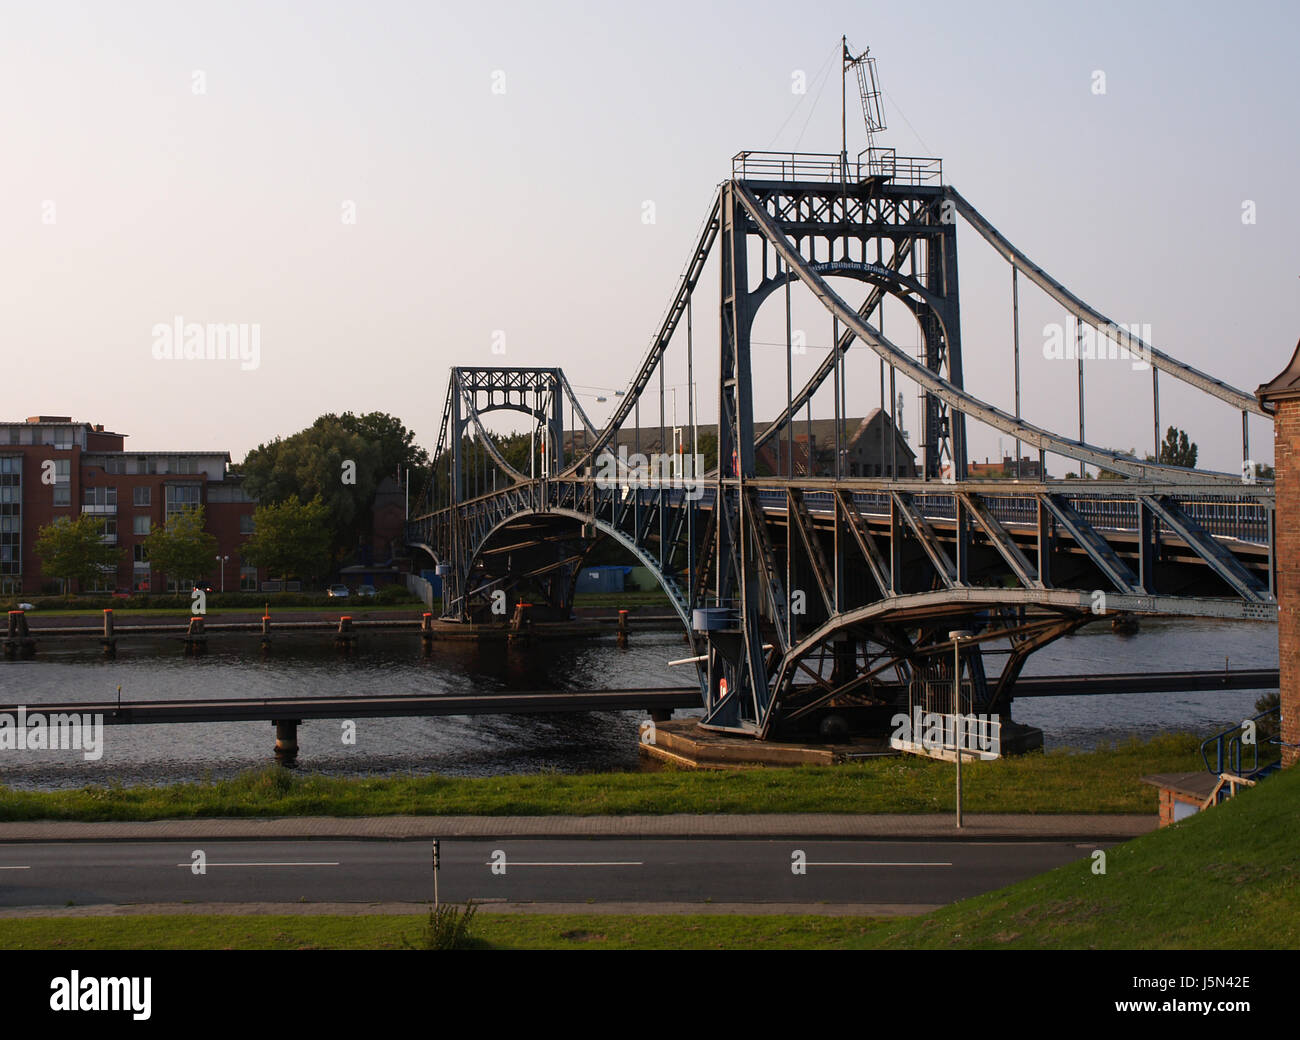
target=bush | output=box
[406,901,479,950]
[377,584,417,605]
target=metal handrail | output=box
[1200,704,1281,775]
[731,149,942,186]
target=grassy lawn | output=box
[0,733,1202,820]
[3,763,1294,950]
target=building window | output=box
[98,518,117,544]
[165,484,201,519]
[52,459,70,506]
[240,566,258,591]
[136,456,156,475]
[133,486,151,507]
[132,564,151,592]
[82,486,118,511]
[104,457,126,475]
[239,514,255,535]
[173,456,198,475]
[133,515,151,536]
[134,544,149,563]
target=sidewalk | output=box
[0,813,1156,842]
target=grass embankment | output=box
[4,762,1296,950]
[0,733,1201,821]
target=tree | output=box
[32,514,123,595]
[240,496,333,585]
[143,505,218,588]
[240,418,385,559]
[1156,426,1198,469]
[326,411,430,475]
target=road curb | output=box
[0,813,1157,844]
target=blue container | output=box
[578,567,630,594]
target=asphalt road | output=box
[0,839,1103,908]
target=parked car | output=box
[111,588,133,599]
[17,602,36,611]
[357,584,378,598]
[327,584,350,598]
[192,582,214,593]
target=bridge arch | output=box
[467,505,696,632]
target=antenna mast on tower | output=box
[840,36,887,177]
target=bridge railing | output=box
[423,479,1271,546]
[731,149,942,187]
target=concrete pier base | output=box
[273,719,301,766]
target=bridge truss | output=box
[409,147,1276,739]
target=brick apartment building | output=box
[0,415,261,596]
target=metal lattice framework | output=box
[408,150,1276,739]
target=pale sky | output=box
[2,0,1296,474]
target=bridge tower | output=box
[700,146,964,731]
[433,367,583,622]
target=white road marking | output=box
[175,862,340,868]
[804,862,952,867]
[485,862,643,867]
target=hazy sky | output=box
[2,0,1296,474]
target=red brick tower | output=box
[1257,338,1300,767]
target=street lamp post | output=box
[216,554,229,593]
[948,628,974,828]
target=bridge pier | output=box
[272,719,301,766]
[1258,346,1300,767]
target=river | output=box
[0,618,1278,789]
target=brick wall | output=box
[1276,399,1299,767]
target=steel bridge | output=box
[407,145,1276,740]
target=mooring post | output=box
[260,613,272,651]
[335,615,355,652]
[185,615,207,656]
[102,608,116,658]
[420,611,434,655]
[617,609,629,648]
[272,718,301,766]
[508,602,531,645]
[3,610,17,659]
